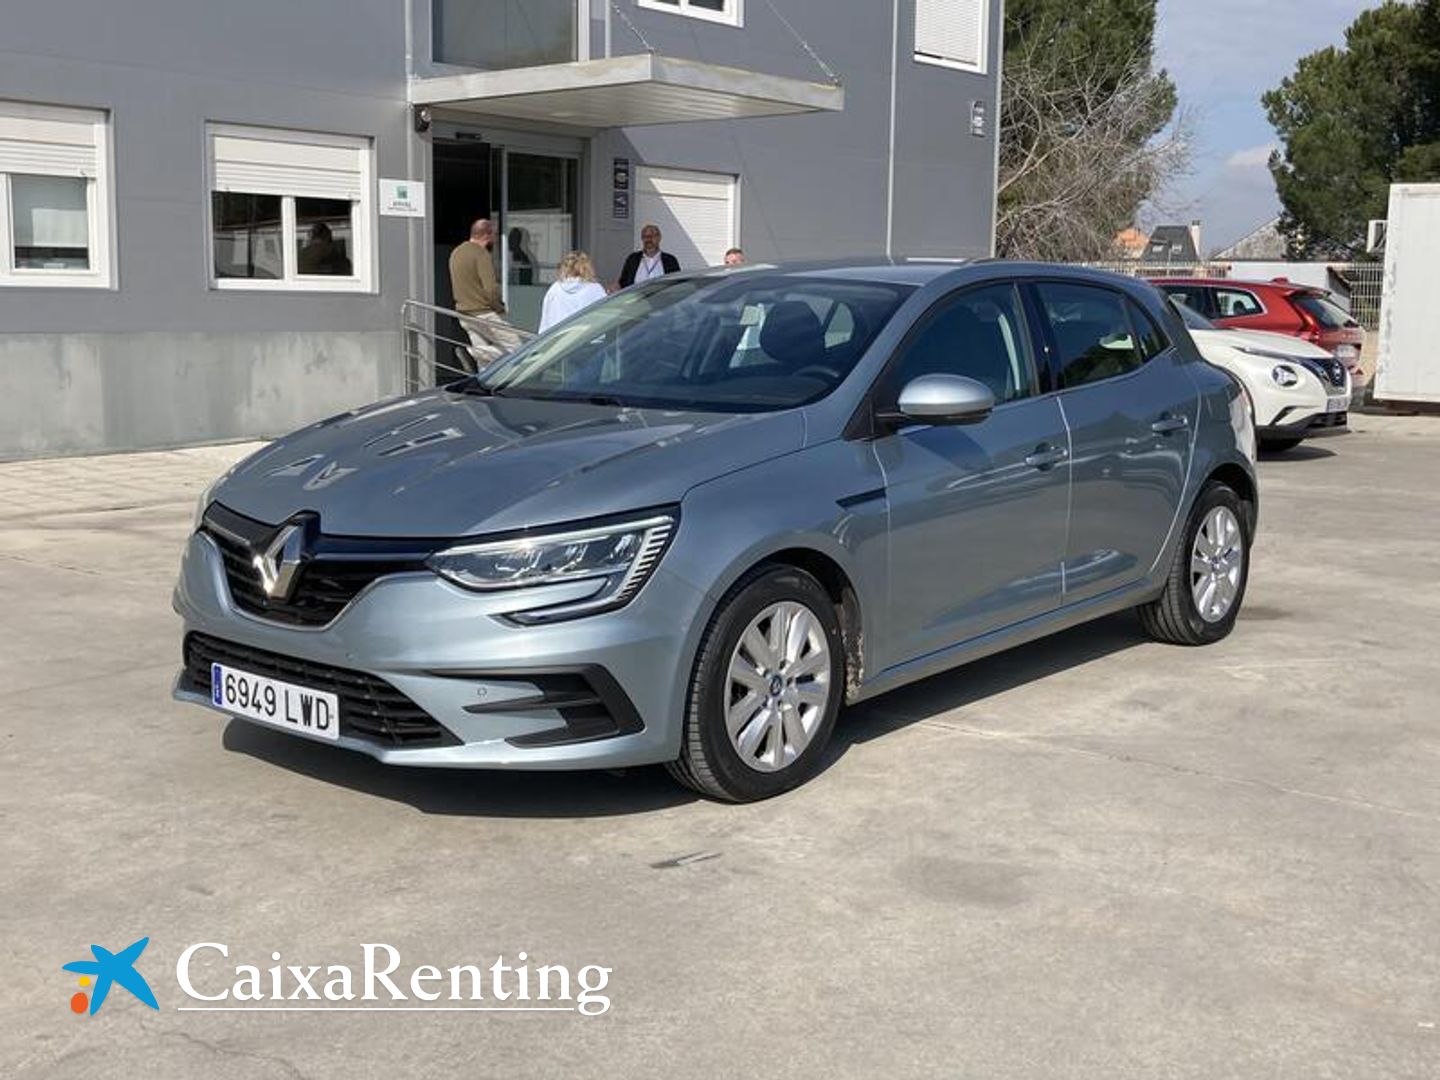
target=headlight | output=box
[426,511,677,624]
[1271,364,1301,387]
[1235,344,1307,363]
[192,476,225,532]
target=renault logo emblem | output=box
[253,523,306,601]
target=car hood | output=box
[211,390,806,537]
[1192,327,1332,359]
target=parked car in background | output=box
[174,262,1257,802]
[1170,300,1351,452]
[1156,277,1365,380]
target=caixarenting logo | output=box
[63,937,159,1016]
[64,940,612,1016]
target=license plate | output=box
[1326,395,1349,413]
[210,663,340,742]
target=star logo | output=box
[63,937,159,1016]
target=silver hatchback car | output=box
[175,262,1257,801]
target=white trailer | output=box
[1376,183,1440,405]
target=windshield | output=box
[1170,298,1215,331]
[472,274,914,412]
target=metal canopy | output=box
[410,53,844,130]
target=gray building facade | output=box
[0,0,1002,459]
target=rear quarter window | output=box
[1293,293,1354,329]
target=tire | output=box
[667,565,845,802]
[1259,436,1303,453]
[1139,481,1251,646]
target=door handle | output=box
[1151,415,1190,435]
[1024,445,1068,470]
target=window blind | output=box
[0,102,103,177]
[211,131,364,200]
[915,0,986,71]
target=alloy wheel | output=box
[724,601,833,773]
[1191,505,1244,623]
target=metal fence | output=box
[399,299,536,393]
[1077,260,1385,332]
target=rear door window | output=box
[1127,301,1170,361]
[1162,285,1214,317]
[1035,283,1142,388]
[1214,288,1264,318]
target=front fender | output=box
[667,439,888,692]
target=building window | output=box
[432,0,581,70]
[207,124,373,292]
[0,100,113,288]
[638,0,743,28]
[915,0,988,74]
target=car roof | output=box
[1153,276,1322,295]
[680,258,1170,290]
[687,258,971,286]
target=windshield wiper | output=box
[454,379,505,398]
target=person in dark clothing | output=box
[617,223,680,288]
[507,227,534,286]
[297,222,351,276]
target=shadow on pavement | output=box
[1258,444,1337,461]
[833,611,1150,752]
[224,611,1152,813]
[222,722,696,818]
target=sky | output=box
[1150,0,1374,253]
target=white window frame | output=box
[205,122,375,294]
[914,0,990,75]
[0,100,114,289]
[637,0,744,29]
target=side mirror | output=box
[892,374,995,426]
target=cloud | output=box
[1226,143,1277,169]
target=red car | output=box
[1155,277,1365,377]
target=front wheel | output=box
[1139,481,1251,646]
[667,566,844,802]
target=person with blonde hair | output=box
[539,250,608,332]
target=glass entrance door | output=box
[500,151,578,332]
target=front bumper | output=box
[1257,406,1350,441]
[172,530,709,769]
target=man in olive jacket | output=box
[448,218,525,373]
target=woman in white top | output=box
[538,251,608,333]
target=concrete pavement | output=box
[2,418,1438,1078]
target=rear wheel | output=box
[1139,481,1250,646]
[1259,436,1303,453]
[667,566,844,802]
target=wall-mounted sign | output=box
[379,178,426,217]
[612,157,631,219]
[970,100,988,138]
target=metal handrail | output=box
[400,299,536,393]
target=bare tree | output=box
[997,32,1190,262]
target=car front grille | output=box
[182,632,458,747]
[201,503,437,628]
[1299,355,1348,389]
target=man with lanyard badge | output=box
[618,223,681,289]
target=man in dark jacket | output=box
[617,223,680,288]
